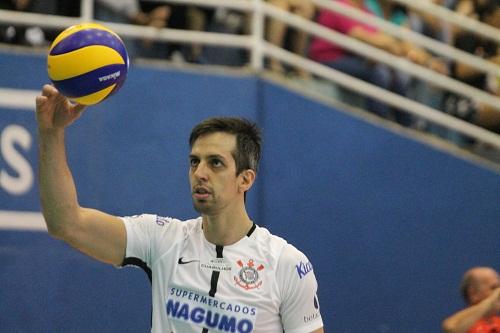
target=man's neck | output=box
[202,210,253,246]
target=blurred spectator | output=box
[442,0,500,146]
[365,0,413,125]
[405,0,455,138]
[95,0,170,59]
[266,0,316,78]
[1,0,31,45]
[43,1,80,42]
[197,7,249,66]
[184,7,215,63]
[442,267,500,333]
[143,2,190,61]
[138,1,171,59]
[309,0,408,119]
[476,53,500,134]
[0,0,48,46]
[201,8,251,66]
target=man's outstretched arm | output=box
[37,84,126,265]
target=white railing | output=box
[391,0,500,43]
[262,3,500,110]
[0,0,499,149]
[311,0,500,77]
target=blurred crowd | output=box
[1,0,499,154]
[308,0,500,150]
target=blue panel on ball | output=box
[50,29,128,63]
[52,63,127,98]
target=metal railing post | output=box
[80,0,94,23]
[251,0,264,72]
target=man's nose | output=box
[193,161,209,180]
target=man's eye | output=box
[211,159,223,167]
[190,159,199,167]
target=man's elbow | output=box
[46,222,69,240]
[441,319,455,333]
[44,215,77,241]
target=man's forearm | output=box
[38,129,80,238]
[442,302,490,333]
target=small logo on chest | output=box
[234,259,265,290]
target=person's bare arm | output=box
[349,26,404,56]
[442,287,500,333]
[36,84,126,265]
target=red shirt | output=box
[468,316,500,333]
[309,0,378,62]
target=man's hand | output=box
[484,287,500,316]
[442,287,500,333]
[35,84,86,131]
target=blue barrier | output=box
[1,51,499,332]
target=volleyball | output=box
[47,23,129,105]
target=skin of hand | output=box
[442,287,500,333]
[35,85,85,132]
[428,57,449,75]
[406,47,431,66]
[483,287,500,316]
[148,5,170,29]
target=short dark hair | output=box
[189,117,262,175]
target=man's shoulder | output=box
[253,226,308,264]
[253,225,287,248]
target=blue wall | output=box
[1,51,499,332]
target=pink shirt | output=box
[309,0,378,62]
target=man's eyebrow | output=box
[188,154,226,160]
[207,154,226,160]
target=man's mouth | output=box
[193,186,211,200]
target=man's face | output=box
[471,269,500,304]
[189,132,242,215]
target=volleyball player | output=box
[36,84,324,333]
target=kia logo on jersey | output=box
[296,260,313,279]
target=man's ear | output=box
[239,169,256,193]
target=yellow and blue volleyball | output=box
[48,23,129,105]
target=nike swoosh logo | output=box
[178,257,200,265]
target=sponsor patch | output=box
[200,258,232,272]
[156,216,170,226]
[296,260,313,279]
[304,294,321,324]
[166,285,257,333]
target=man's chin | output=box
[193,202,213,214]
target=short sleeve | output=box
[277,244,323,333]
[121,214,185,267]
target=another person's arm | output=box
[349,26,403,56]
[36,84,126,265]
[442,287,500,333]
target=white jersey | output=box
[120,214,323,333]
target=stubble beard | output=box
[193,198,217,215]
